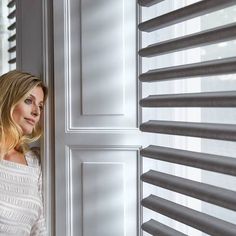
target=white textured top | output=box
[0,150,47,236]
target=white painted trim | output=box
[42,0,55,235]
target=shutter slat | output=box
[142,219,187,236]
[139,23,236,57]
[138,0,164,7]
[7,0,16,8]
[8,34,16,42]
[142,195,236,236]
[8,58,16,64]
[141,145,236,176]
[142,170,236,211]
[8,10,16,19]
[140,120,236,141]
[140,91,236,107]
[8,22,16,31]
[8,46,16,53]
[138,0,236,32]
[139,57,236,82]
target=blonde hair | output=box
[0,70,48,159]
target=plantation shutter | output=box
[7,0,16,66]
[138,0,236,235]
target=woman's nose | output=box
[31,106,40,116]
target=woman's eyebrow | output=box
[29,94,44,104]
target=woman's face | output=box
[12,86,44,135]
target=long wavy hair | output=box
[0,70,48,159]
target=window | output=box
[0,0,16,74]
[0,0,10,74]
[7,0,16,69]
[138,1,236,235]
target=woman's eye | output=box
[39,106,44,112]
[24,98,32,104]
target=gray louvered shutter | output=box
[138,0,236,235]
[7,0,16,68]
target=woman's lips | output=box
[25,118,35,126]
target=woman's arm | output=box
[30,166,47,235]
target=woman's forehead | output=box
[26,86,44,103]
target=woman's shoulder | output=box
[26,147,41,168]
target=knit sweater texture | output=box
[0,150,47,235]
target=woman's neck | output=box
[3,148,28,165]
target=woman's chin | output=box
[22,127,33,135]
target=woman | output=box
[0,70,48,235]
